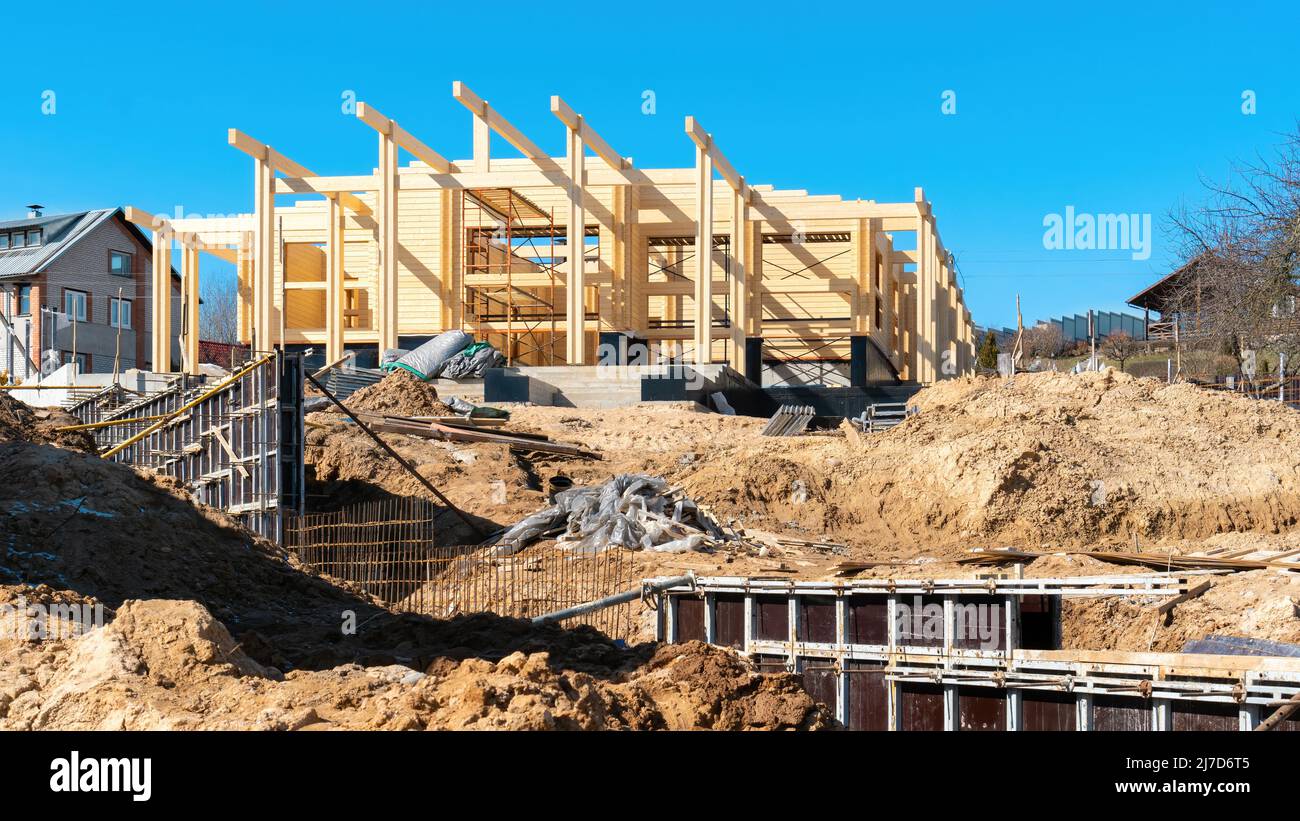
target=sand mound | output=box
[1060,569,1300,652]
[656,371,1300,552]
[344,370,454,416]
[0,393,95,452]
[0,437,835,729]
[0,598,831,730]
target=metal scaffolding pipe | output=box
[532,572,695,625]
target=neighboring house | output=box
[1126,254,1300,342]
[0,206,181,379]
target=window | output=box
[0,234,9,250]
[26,229,41,246]
[10,232,24,249]
[110,250,133,277]
[64,289,88,322]
[63,352,90,373]
[110,297,132,329]
[17,285,31,315]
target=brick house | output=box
[0,207,181,378]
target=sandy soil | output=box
[7,369,1300,730]
[0,424,828,730]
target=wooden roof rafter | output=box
[549,96,632,171]
[684,116,749,202]
[227,128,372,216]
[123,206,241,262]
[354,102,453,173]
[452,81,548,161]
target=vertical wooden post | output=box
[255,157,275,353]
[326,196,345,364]
[378,128,399,353]
[472,114,490,173]
[181,239,200,374]
[152,230,173,372]
[566,124,586,364]
[693,144,714,365]
[236,232,253,345]
[915,208,932,383]
[729,188,747,374]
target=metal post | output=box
[532,573,695,625]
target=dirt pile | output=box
[0,598,831,730]
[495,373,1300,553]
[0,393,95,452]
[1059,567,1300,652]
[344,370,454,416]
[0,434,834,729]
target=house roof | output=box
[1127,254,1204,312]
[0,208,180,282]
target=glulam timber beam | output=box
[355,102,453,173]
[550,96,631,170]
[685,116,748,200]
[353,104,403,352]
[565,115,586,363]
[452,81,548,164]
[227,129,371,216]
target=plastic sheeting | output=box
[489,474,721,556]
[441,342,505,378]
[387,330,472,379]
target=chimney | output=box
[26,204,43,219]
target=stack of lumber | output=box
[355,412,601,459]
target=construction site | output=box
[3,83,1300,735]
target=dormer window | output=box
[26,229,40,246]
[10,232,24,249]
[0,234,8,250]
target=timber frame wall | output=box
[128,83,975,383]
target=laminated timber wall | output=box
[128,84,976,383]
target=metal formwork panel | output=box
[1171,701,1238,732]
[1092,696,1151,732]
[797,595,837,644]
[801,659,839,718]
[75,353,304,542]
[846,595,889,646]
[714,594,746,649]
[1022,690,1077,731]
[845,661,890,731]
[958,687,1007,731]
[755,596,790,641]
[674,596,707,643]
[898,684,945,731]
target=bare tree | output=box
[1101,331,1141,373]
[199,275,239,344]
[1168,127,1300,376]
[1022,323,1065,359]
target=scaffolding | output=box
[462,188,567,365]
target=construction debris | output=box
[357,412,601,459]
[847,402,916,433]
[761,404,815,436]
[963,546,1300,574]
[490,474,725,556]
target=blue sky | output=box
[2,0,1297,329]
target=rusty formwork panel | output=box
[70,352,304,542]
[655,575,1300,731]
